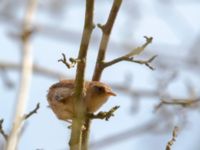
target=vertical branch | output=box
[81,118,90,150]
[82,1,123,150]
[69,0,94,150]
[92,0,122,81]
[6,0,38,150]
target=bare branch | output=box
[92,0,123,81]
[24,103,40,120]
[127,36,153,56]
[6,0,38,149]
[166,126,179,150]
[0,67,14,88]
[128,55,157,70]
[69,0,95,150]
[103,36,154,69]
[0,61,67,79]
[88,106,120,121]
[0,119,8,141]
[155,98,200,111]
[90,118,162,149]
[104,55,157,70]
[83,1,123,150]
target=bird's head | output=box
[86,81,116,112]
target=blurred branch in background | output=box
[90,110,176,150]
[165,126,179,150]
[5,0,38,149]
[90,118,161,150]
[0,61,67,81]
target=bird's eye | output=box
[55,95,63,101]
[94,86,105,93]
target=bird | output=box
[47,80,116,121]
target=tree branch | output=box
[104,54,157,70]
[82,1,123,150]
[69,0,94,150]
[155,98,200,111]
[103,36,154,69]
[24,103,40,120]
[0,61,67,79]
[6,0,38,149]
[166,126,179,150]
[87,106,120,121]
[90,118,162,149]
[0,103,40,143]
[92,0,123,81]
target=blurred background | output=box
[0,0,200,149]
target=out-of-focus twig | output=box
[90,118,162,150]
[0,61,67,79]
[6,0,38,150]
[112,83,159,98]
[0,119,8,141]
[155,98,200,111]
[166,126,179,150]
[0,67,14,88]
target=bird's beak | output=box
[107,91,117,96]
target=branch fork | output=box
[88,106,120,121]
[58,53,81,69]
[102,36,156,70]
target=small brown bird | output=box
[47,80,116,121]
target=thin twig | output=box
[166,126,179,150]
[103,36,154,69]
[6,0,38,150]
[58,53,80,69]
[88,106,120,121]
[126,55,157,70]
[0,61,67,79]
[0,119,8,141]
[122,36,153,57]
[24,103,40,120]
